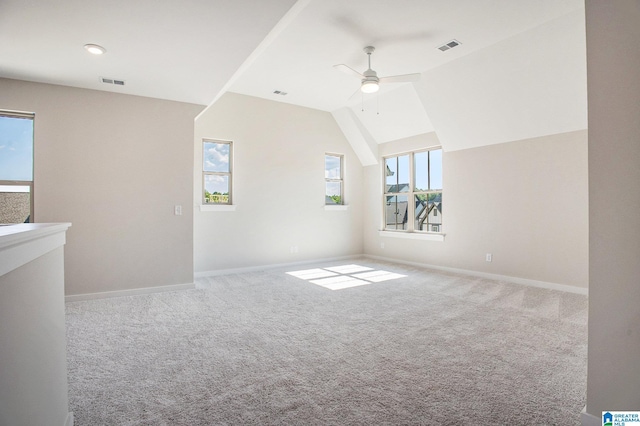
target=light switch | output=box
[174,205,182,216]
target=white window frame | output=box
[0,110,35,223]
[382,147,443,237]
[324,153,344,206]
[202,139,232,206]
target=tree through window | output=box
[203,139,232,204]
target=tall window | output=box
[325,153,343,205]
[0,110,34,223]
[203,139,232,204]
[384,148,442,233]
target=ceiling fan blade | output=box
[379,73,422,84]
[334,64,364,79]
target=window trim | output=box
[324,153,344,206]
[382,147,443,236]
[202,138,232,206]
[0,110,35,223]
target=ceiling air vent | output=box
[100,77,126,86]
[273,90,288,96]
[437,39,461,52]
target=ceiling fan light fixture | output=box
[361,80,379,93]
[84,44,106,55]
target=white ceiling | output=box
[0,0,587,153]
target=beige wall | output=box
[364,130,589,289]
[194,92,364,273]
[585,0,640,416]
[0,78,203,295]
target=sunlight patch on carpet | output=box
[287,264,406,290]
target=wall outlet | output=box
[486,253,492,262]
[174,205,182,215]
[380,242,385,249]
[290,246,299,254]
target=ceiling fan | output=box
[334,46,421,94]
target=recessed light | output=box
[84,44,106,55]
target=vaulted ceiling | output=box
[0,0,587,159]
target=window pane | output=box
[429,149,443,190]
[385,155,409,193]
[0,185,31,223]
[204,174,229,204]
[0,115,33,181]
[425,192,442,232]
[397,155,410,192]
[385,195,408,230]
[203,141,230,173]
[325,181,342,204]
[415,193,442,232]
[414,151,428,191]
[325,155,341,179]
[385,157,397,192]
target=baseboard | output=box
[363,254,588,296]
[65,283,196,302]
[581,406,600,426]
[65,411,74,426]
[66,254,587,300]
[194,254,362,278]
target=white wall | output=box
[415,9,587,153]
[194,92,363,273]
[0,246,69,426]
[364,130,588,289]
[0,78,204,295]
[585,0,640,417]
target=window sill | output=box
[378,230,445,242]
[199,204,236,212]
[324,205,348,211]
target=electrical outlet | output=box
[381,242,385,249]
[486,253,492,262]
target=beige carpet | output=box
[66,258,587,425]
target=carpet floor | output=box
[66,258,588,425]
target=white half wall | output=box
[194,92,363,273]
[363,130,588,290]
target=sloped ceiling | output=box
[0,0,298,106]
[0,0,587,159]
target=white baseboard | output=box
[65,411,74,426]
[66,254,587,301]
[364,254,588,295]
[195,255,361,278]
[581,406,600,426]
[65,283,196,302]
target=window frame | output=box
[0,110,35,223]
[202,138,232,205]
[324,153,344,206]
[382,147,443,234]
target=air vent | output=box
[273,90,288,96]
[100,77,126,86]
[437,39,461,52]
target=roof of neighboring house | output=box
[385,201,408,226]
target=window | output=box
[203,139,232,205]
[384,148,442,233]
[0,110,34,223]
[325,153,343,205]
